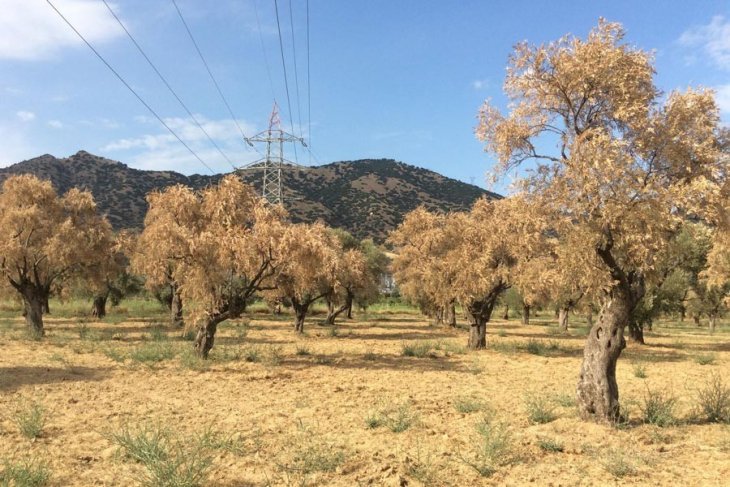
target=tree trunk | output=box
[467,315,486,349]
[23,293,45,337]
[171,287,184,328]
[558,307,569,332]
[293,299,310,333]
[693,315,701,327]
[194,316,223,359]
[709,315,717,334]
[586,309,594,327]
[42,296,50,315]
[521,303,530,325]
[502,304,509,321]
[679,306,686,322]
[432,306,444,326]
[91,294,108,319]
[325,293,351,326]
[627,320,645,344]
[465,291,502,350]
[576,282,642,423]
[345,293,353,319]
[445,301,457,327]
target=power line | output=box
[101,0,237,171]
[44,0,216,174]
[273,0,298,164]
[306,0,311,165]
[287,0,304,140]
[171,0,256,150]
[253,0,277,102]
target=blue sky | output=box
[1,0,729,194]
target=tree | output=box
[0,175,114,336]
[324,248,368,325]
[134,176,287,358]
[477,20,724,422]
[87,231,140,319]
[391,198,542,349]
[268,222,340,333]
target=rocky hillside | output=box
[0,151,499,242]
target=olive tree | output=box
[0,175,114,336]
[476,20,724,422]
[134,176,287,358]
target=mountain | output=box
[0,151,499,242]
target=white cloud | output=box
[0,0,124,60]
[16,111,36,122]
[48,120,64,129]
[715,84,730,115]
[101,115,261,174]
[471,79,489,90]
[679,15,730,70]
[0,123,37,166]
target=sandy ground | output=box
[0,308,728,486]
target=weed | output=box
[367,401,419,433]
[363,350,377,361]
[111,424,214,487]
[524,338,545,355]
[537,436,564,452]
[315,355,334,365]
[130,342,175,364]
[695,353,716,365]
[641,388,677,427]
[148,327,168,342]
[602,448,637,478]
[694,373,730,423]
[242,344,261,363]
[405,446,439,485]
[197,427,246,456]
[328,326,338,337]
[468,358,485,375]
[13,400,46,439]
[0,458,51,486]
[102,346,126,363]
[401,341,434,358]
[181,330,196,341]
[275,423,345,484]
[633,362,647,378]
[524,393,557,424]
[554,393,576,408]
[497,329,507,337]
[179,349,209,371]
[264,345,283,366]
[454,396,485,414]
[295,345,311,356]
[459,416,513,477]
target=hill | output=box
[0,151,499,242]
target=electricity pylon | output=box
[239,102,307,205]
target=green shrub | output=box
[641,388,677,427]
[602,448,637,478]
[13,400,46,439]
[537,437,564,452]
[401,341,434,358]
[695,373,730,423]
[130,342,175,364]
[242,345,261,363]
[0,458,51,486]
[102,346,126,363]
[111,424,214,487]
[459,416,513,477]
[363,350,377,361]
[695,353,716,365]
[454,397,485,414]
[366,401,419,433]
[295,345,311,356]
[148,327,168,342]
[554,393,576,408]
[633,363,647,378]
[524,393,557,424]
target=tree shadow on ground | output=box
[335,331,458,341]
[286,353,470,373]
[0,366,110,393]
[642,340,730,353]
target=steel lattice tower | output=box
[239,103,307,205]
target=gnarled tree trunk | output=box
[521,303,530,325]
[576,279,643,423]
[91,294,108,319]
[445,301,457,327]
[586,309,594,327]
[558,307,570,332]
[627,319,644,344]
[709,315,717,334]
[502,304,509,321]
[465,286,504,350]
[171,286,184,328]
[325,290,353,326]
[693,315,701,327]
[292,297,312,334]
[194,315,224,359]
[21,285,47,337]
